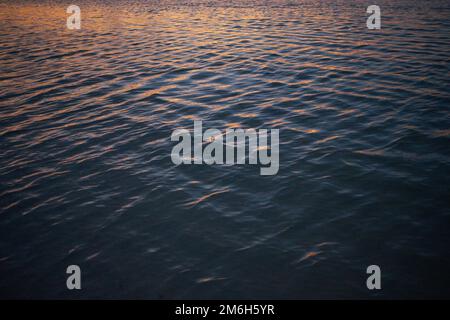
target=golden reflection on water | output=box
[1,0,448,134]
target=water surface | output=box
[1,0,450,298]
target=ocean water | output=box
[1,0,450,299]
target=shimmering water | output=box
[1,0,450,299]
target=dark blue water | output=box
[1,0,450,299]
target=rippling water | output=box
[1,0,450,299]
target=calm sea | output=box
[1,0,450,298]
